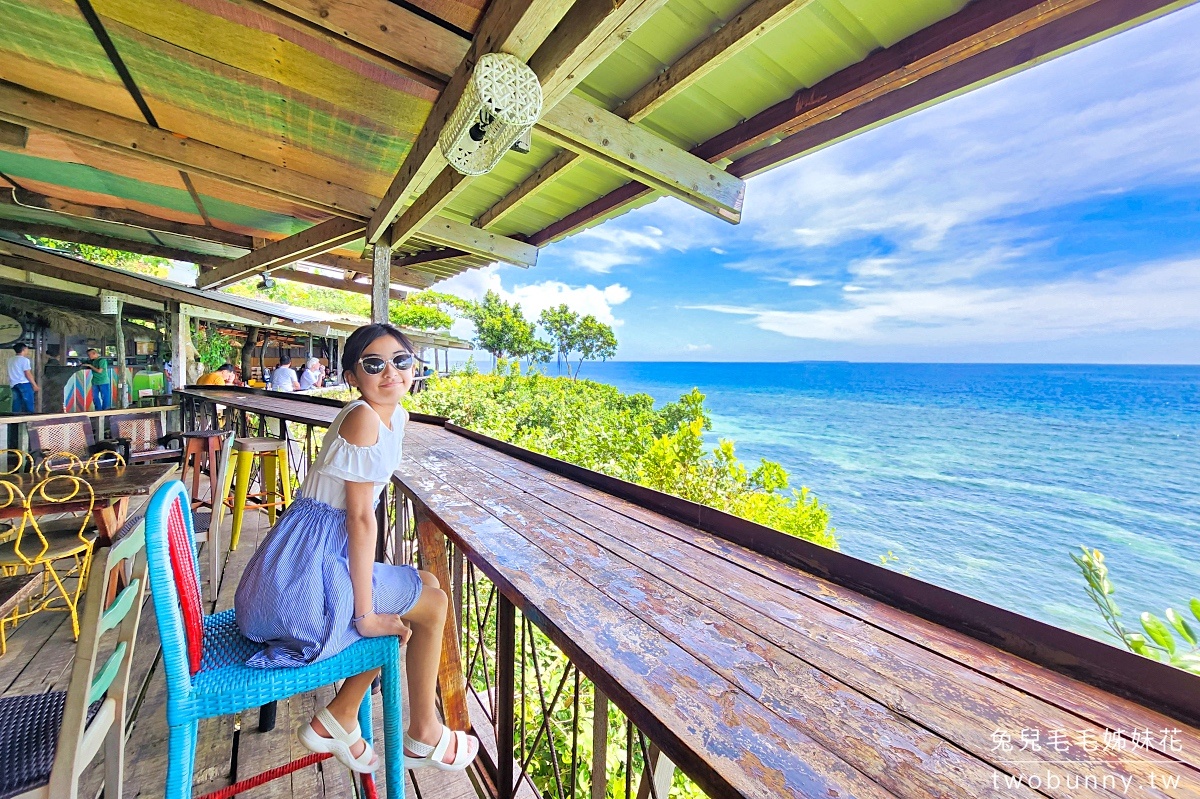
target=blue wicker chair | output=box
[142,481,404,798]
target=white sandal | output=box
[298,707,378,774]
[404,725,479,771]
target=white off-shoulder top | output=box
[301,399,407,510]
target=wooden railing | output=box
[178,387,1200,799]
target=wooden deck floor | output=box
[0,493,480,799]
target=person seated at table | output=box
[197,363,236,386]
[269,355,300,393]
[235,323,476,775]
[298,357,324,391]
[83,347,111,410]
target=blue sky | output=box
[440,6,1200,364]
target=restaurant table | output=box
[0,462,177,546]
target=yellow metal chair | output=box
[228,437,292,550]
[0,474,97,640]
[0,452,32,546]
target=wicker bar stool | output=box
[229,437,292,549]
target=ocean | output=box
[565,361,1200,641]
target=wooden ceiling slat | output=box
[258,0,468,80]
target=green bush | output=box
[407,361,835,548]
[1072,546,1200,674]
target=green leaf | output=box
[1166,608,1197,646]
[1191,598,1200,624]
[1141,613,1176,655]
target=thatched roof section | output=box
[0,293,154,341]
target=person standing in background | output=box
[298,357,324,391]
[8,343,37,414]
[83,347,111,410]
[270,355,300,393]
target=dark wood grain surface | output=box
[396,422,1200,799]
[0,574,39,617]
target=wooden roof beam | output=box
[0,187,256,250]
[368,0,575,245]
[477,0,809,226]
[308,253,442,289]
[0,219,227,267]
[0,239,274,324]
[526,0,1193,245]
[383,0,675,249]
[272,267,408,300]
[539,95,744,221]
[195,217,366,288]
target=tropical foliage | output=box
[539,304,618,378]
[1072,546,1200,674]
[191,323,234,371]
[407,361,836,548]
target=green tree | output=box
[570,314,617,378]
[191,323,234,371]
[389,302,453,330]
[538,304,579,368]
[464,290,552,364]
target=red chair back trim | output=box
[166,496,205,674]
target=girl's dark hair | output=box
[341,323,419,382]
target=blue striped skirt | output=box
[234,495,422,668]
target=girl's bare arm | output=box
[340,405,410,641]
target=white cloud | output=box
[687,258,1200,345]
[788,276,822,287]
[738,10,1200,262]
[842,285,865,293]
[436,266,631,326]
[711,247,726,255]
[685,343,713,352]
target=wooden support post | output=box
[169,304,189,391]
[591,688,608,799]
[414,510,470,732]
[496,593,516,799]
[113,298,126,409]
[371,243,391,325]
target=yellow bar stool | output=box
[228,437,293,549]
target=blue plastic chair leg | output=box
[381,648,404,797]
[166,721,198,799]
[358,691,373,748]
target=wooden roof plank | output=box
[256,0,468,80]
[0,82,379,219]
[476,149,579,229]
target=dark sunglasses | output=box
[357,353,415,375]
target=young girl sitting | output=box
[235,323,478,773]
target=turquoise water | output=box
[567,361,1200,641]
